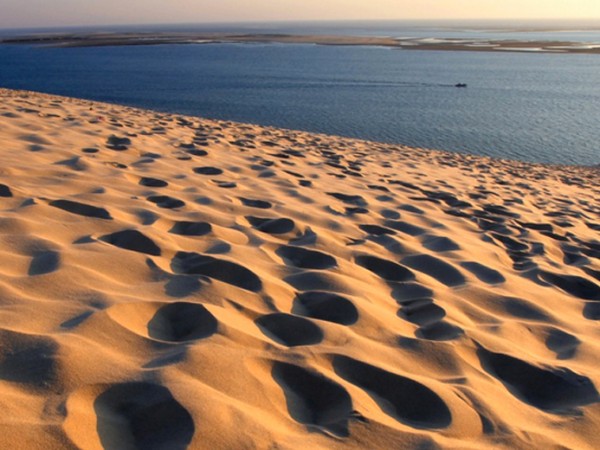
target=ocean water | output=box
[0,41,599,165]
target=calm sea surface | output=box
[1,38,599,165]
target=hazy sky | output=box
[1,0,600,29]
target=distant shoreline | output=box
[3,32,600,54]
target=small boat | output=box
[455,83,468,88]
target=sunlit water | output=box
[1,41,598,165]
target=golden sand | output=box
[0,88,598,449]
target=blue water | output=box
[1,42,599,165]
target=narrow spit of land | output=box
[3,32,600,54]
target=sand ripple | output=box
[0,88,598,449]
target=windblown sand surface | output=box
[0,88,599,449]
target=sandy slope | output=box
[0,88,598,449]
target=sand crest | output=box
[0,88,598,449]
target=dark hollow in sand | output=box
[284,271,349,292]
[0,184,13,197]
[171,251,262,292]
[139,177,168,188]
[477,346,599,412]
[391,283,435,302]
[187,149,208,156]
[416,321,464,341]
[28,250,61,276]
[0,331,58,389]
[100,229,161,256]
[384,220,426,236]
[256,313,324,347]
[401,254,466,287]
[539,271,600,300]
[460,262,506,285]
[94,382,194,450]
[169,221,212,237]
[293,291,359,325]
[398,299,446,326]
[327,192,367,207]
[272,361,353,437]
[193,166,224,176]
[355,255,415,283]
[333,355,452,429]
[239,197,272,209]
[277,246,337,270]
[545,328,581,360]
[147,195,186,209]
[49,199,112,220]
[148,303,218,342]
[421,235,461,253]
[359,224,396,236]
[106,135,132,151]
[246,216,295,234]
[498,296,551,322]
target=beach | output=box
[0,88,599,449]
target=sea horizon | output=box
[2,18,600,35]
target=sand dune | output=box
[0,88,598,449]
